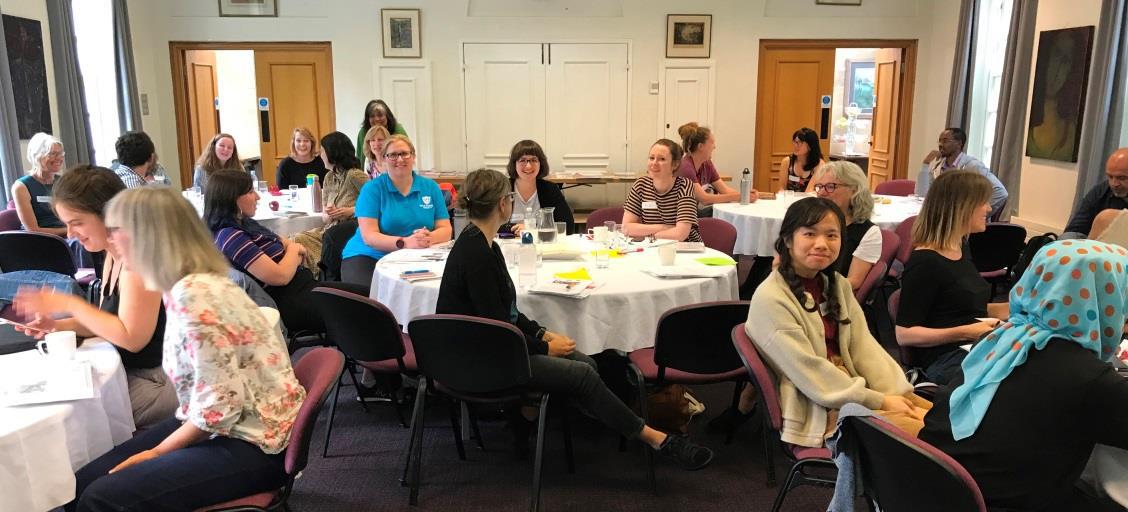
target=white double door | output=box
[463,43,628,173]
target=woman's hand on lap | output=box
[544,331,576,357]
[109,449,160,473]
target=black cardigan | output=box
[436,224,548,355]
[500,178,575,235]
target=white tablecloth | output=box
[370,237,740,354]
[713,195,922,256]
[0,339,134,512]
[186,188,326,238]
[1083,445,1128,507]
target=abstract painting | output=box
[382,9,421,58]
[3,15,52,139]
[1026,26,1094,162]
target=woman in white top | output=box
[811,161,882,291]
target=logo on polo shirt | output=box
[421,195,433,209]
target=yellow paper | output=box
[588,249,624,259]
[696,256,736,266]
[554,268,593,281]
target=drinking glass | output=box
[595,245,610,269]
[288,185,299,202]
[555,222,567,238]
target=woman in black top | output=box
[14,165,177,427]
[896,171,1008,385]
[437,168,713,471]
[275,127,327,188]
[500,140,575,235]
[919,239,1128,511]
[778,128,824,193]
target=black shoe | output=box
[657,434,714,470]
[355,383,394,403]
[706,405,757,433]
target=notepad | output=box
[642,266,731,279]
[0,358,94,406]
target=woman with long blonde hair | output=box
[192,133,242,190]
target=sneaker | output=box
[355,383,394,403]
[657,434,714,470]
[706,405,757,433]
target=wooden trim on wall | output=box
[756,39,918,181]
[168,41,334,187]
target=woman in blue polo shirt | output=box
[341,135,452,285]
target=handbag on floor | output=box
[640,384,704,434]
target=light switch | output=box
[649,81,659,95]
[140,93,149,116]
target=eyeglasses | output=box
[813,182,848,193]
[517,158,540,166]
[384,151,413,161]
[46,151,65,158]
[505,192,516,203]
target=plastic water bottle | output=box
[307,174,323,213]
[523,204,537,234]
[518,231,537,288]
[740,167,752,205]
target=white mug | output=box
[658,244,677,266]
[37,330,77,360]
[588,226,610,243]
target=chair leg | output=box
[770,462,802,512]
[560,408,575,474]
[763,423,777,487]
[627,364,656,496]
[322,367,344,457]
[449,400,467,461]
[530,393,550,512]
[467,407,485,450]
[345,363,369,413]
[401,380,427,488]
[724,381,743,445]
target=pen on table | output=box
[619,248,643,254]
[403,269,430,275]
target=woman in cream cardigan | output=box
[745,197,928,447]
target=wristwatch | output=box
[534,327,547,342]
[395,237,405,249]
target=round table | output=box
[713,195,922,256]
[186,188,326,238]
[0,339,134,512]
[1083,444,1128,507]
[370,237,740,354]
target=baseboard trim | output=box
[1009,216,1063,237]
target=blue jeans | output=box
[68,417,286,512]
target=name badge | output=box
[788,175,801,183]
[36,195,51,204]
[641,200,658,210]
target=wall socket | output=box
[648,81,659,95]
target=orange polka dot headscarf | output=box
[949,239,1128,440]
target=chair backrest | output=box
[585,207,624,229]
[653,301,748,378]
[697,217,737,258]
[843,416,987,512]
[854,261,888,304]
[894,216,916,268]
[731,324,783,432]
[967,222,1027,273]
[317,219,359,282]
[311,285,406,365]
[874,179,915,197]
[0,231,77,275]
[408,314,531,394]
[286,347,345,475]
[878,229,899,267]
[886,288,918,367]
[0,209,20,231]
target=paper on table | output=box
[696,256,737,266]
[642,266,731,279]
[0,358,94,406]
[554,268,593,281]
[528,280,591,298]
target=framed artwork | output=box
[217,0,277,17]
[1026,26,1094,162]
[382,9,421,58]
[666,14,711,58]
[816,0,863,5]
[3,15,52,139]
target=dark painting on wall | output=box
[3,15,52,140]
[1026,26,1094,163]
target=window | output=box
[71,0,120,166]
[844,60,875,117]
[966,0,1014,164]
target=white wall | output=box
[215,50,260,160]
[122,0,959,195]
[1011,0,1102,233]
[0,0,60,173]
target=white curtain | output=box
[45,0,94,164]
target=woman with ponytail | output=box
[676,122,745,214]
[744,197,928,448]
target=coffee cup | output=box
[658,244,677,266]
[37,330,77,360]
[588,226,610,243]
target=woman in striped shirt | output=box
[622,139,701,242]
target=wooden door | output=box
[545,43,628,173]
[867,48,902,189]
[463,43,546,172]
[660,65,713,142]
[253,46,335,185]
[184,50,220,186]
[754,48,835,193]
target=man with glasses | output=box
[916,127,1009,218]
[1063,148,1128,238]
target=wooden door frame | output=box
[169,41,335,187]
[755,39,917,181]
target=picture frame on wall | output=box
[666,14,711,58]
[816,0,863,5]
[217,0,277,17]
[1025,25,1094,163]
[382,9,422,58]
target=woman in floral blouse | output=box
[66,187,306,512]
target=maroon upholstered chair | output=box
[874,179,915,197]
[731,324,836,512]
[197,347,345,512]
[0,209,20,231]
[310,286,418,455]
[585,206,624,230]
[854,229,899,304]
[697,217,738,258]
[887,215,917,280]
[841,416,987,512]
[0,231,77,275]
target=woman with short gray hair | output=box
[811,160,881,291]
[10,132,67,236]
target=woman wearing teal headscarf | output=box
[919,239,1128,511]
